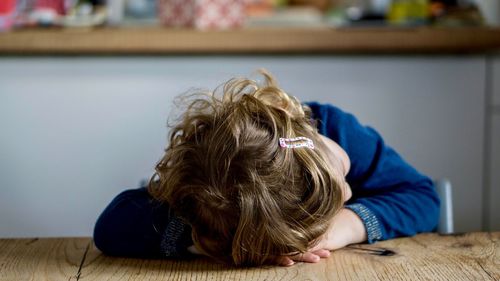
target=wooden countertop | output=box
[1,26,500,54]
[0,232,498,280]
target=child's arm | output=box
[93,187,193,258]
[314,208,367,250]
[278,207,366,266]
[307,102,440,244]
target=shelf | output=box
[1,26,500,54]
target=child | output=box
[93,70,440,267]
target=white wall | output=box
[0,56,488,237]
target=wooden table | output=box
[0,232,498,281]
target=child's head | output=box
[149,70,346,266]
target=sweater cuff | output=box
[160,216,193,257]
[345,203,383,243]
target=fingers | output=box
[278,249,332,266]
[278,256,295,266]
[278,254,317,267]
[311,249,331,258]
[293,252,321,263]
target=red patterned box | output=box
[158,0,245,30]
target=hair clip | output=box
[279,137,314,149]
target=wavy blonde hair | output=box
[149,70,344,266]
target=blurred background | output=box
[0,0,499,238]
[0,0,499,29]
[0,0,500,30]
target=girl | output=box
[93,70,440,267]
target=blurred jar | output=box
[388,0,430,25]
[125,0,156,18]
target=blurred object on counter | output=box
[122,0,157,25]
[13,0,70,27]
[29,7,60,25]
[330,0,371,21]
[370,0,391,15]
[245,6,323,26]
[108,0,158,26]
[288,0,330,11]
[475,0,500,26]
[245,0,325,27]
[430,1,483,26]
[62,0,106,27]
[429,1,446,18]
[125,0,156,18]
[10,0,106,27]
[246,0,273,18]
[324,0,483,26]
[158,0,245,30]
[0,0,16,31]
[325,0,388,26]
[34,0,69,15]
[2,0,496,30]
[387,0,430,26]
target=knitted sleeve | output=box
[93,187,193,258]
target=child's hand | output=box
[277,249,331,266]
[278,208,367,266]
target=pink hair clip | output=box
[279,137,314,149]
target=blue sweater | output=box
[94,102,440,258]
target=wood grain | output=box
[0,233,498,280]
[0,27,500,54]
[77,232,499,281]
[0,238,91,281]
